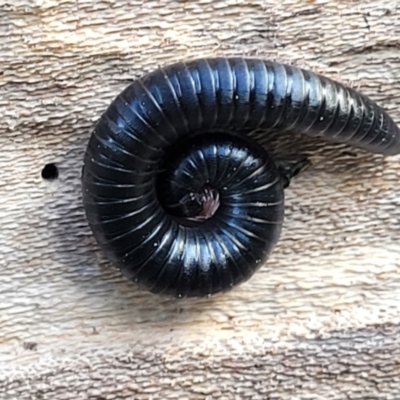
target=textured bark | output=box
[1,0,400,399]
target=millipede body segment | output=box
[82,58,400,297]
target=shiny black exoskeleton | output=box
[82,58,400,297]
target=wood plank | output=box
[1,0,400,398]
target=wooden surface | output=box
[1,1,400,399]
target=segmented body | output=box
[82,58,400,297]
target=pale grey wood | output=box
[1,1,400,399]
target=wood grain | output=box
[1,0,400,398]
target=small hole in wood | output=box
[41,163,59,180]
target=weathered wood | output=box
[1,0,400,399]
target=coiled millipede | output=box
[82,58,400,298]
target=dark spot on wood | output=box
[41,163,59,180]
[23,342,38,351]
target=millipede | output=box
[81,57,400,298]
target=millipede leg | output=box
[275,158,311,189]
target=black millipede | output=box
[82,57,400,298]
